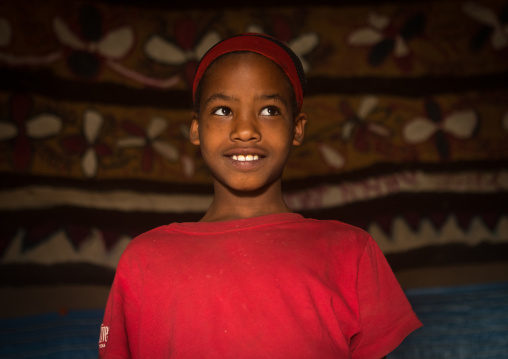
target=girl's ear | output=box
[189,113,200,145]
[292,112,307,146]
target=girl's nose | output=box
[230,112,261,142]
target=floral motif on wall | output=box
[0,4,180,87]
[61,109,112,178]
[347,11,426,71]
[0,95,62,170]
[463,1,508,52]
[403,99,478,160]
[117,117,179,172]
[339,96,391,152]
[53,5,135,79]
[317,143,346,170]
[144,19,221,86]
[246,19,319,73]
[0,15,61,66]
[53,4,180,88]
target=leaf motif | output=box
[347,28,383,46]
[145,35,187,64]
[153,141,179,162]
[289,33,319,56]
[368,12,390,30]
[0,122,17,141]
[147,117,168,139]
[403,117,436,144]
[246,24,264,34]
[491,27,508,49]
[318,143,345,169]
[341,121,356,141]
[368,122,391,137]
[53,17,86,50]
[181,153,195,178]
[179,124,190,140]
[443,110,477,139]
[84,109,103,144]
[357,96,378,119]
[98,27,134,59]
[26,114,62,138]
[463,2,500,27]
[195,31,221,60]
[82,148,98,178]
[394,36,410,57]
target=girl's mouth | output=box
[231,155,260,162]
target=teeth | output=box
[231,155,259,161]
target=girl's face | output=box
[190,52,306,193]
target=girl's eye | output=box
[260,106,280,116]
[213,107,232,116]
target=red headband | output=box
[192,33,304,111]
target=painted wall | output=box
[0,0,507,313]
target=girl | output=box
[99,33,421,358]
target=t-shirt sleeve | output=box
[350,236,422,359]
[99,244,143,358]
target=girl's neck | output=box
[199,180,291,222]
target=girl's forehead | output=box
[196,52,297,116]
[211,52,280,72]
[206,53,290,85]
[204,54,291,91]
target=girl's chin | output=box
[218,178,282,195]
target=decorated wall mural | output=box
[0,0,507,288]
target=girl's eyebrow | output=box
[203,92,288,108]
[203,93,237,107]
[257,94,288,108]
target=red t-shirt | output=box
[99,213,421,358]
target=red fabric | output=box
[99,213,422,358]
[192,33,304,110]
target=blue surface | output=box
[0,310,103,359]
[1,282,507,358]
[388,281,508,359]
